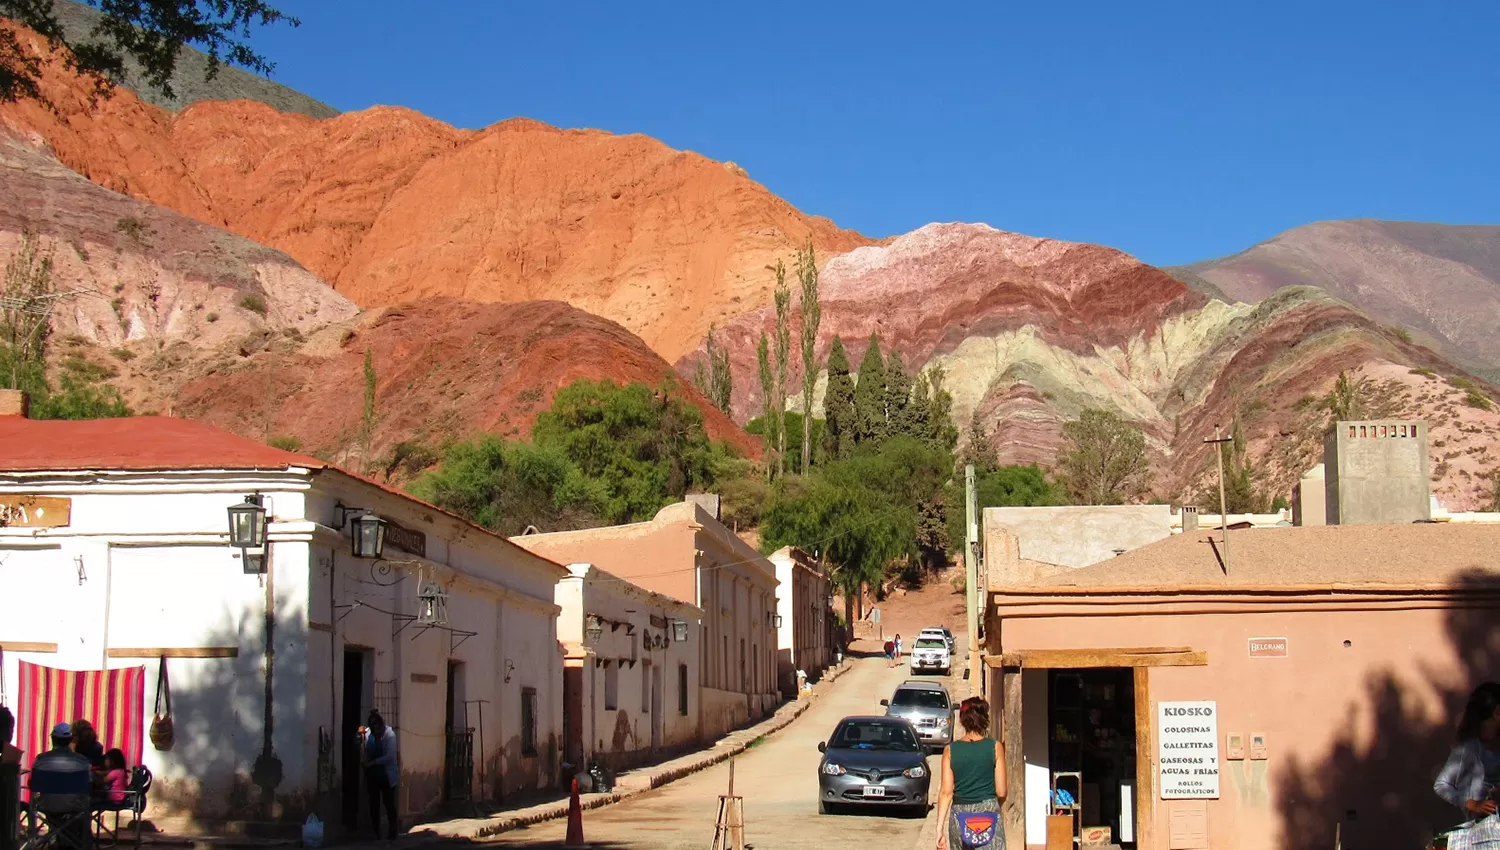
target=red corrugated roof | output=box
[0,415,326,472]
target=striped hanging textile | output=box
[17,660,146,770]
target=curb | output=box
[418,658,855,840]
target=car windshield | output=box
[915,638,946,649]
[891,689,949,709]
[830,721,920,752]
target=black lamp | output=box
[351,512,387,559]
[417,580,447,625]
[227,495,267,549]
[585,614,604,644]
[670,619,688,643]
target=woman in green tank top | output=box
[936,696,1006,850]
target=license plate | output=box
[863,786,886,798]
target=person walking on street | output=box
[936,697,1006,850]
[884,639,896,668]
[361,711,400,840]
[1435,682,1500,849]
[894,634,903,665]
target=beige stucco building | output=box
[554,563,702,772]
[982,522,1500,850]
[514,501,780,741]
[769,547,833,697]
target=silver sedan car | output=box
[816,716,931,816]
[881,680,955,751]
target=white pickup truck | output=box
[909,634,951,675]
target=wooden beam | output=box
[107,647,239,658]
[991,647,1207,669]
[0,641,58,653]
[1002,668,1025,850]
[1134,666,1154,850]
[308,621,334,633]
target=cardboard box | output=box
[1047,815,1075,850]
[1082,825,1113,846]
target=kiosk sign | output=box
[1158,701,1220,799]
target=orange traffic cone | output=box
[563,776,586,848]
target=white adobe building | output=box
[0,398,567,834]
[554,564,702,773]
[768,547,834,697]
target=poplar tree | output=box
[796,241,821,473]
[885,350,913,438]
[773,261,792,478]
[756,332,776,480]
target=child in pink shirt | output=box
[102,749,129,804]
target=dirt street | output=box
[483,650,947,849]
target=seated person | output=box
[100,750,129,806]
[31,723,92,813]
[70,720,104,772]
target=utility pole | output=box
[964,464,981,695]
[1204,427,1233,575]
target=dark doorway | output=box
[1046,668,1138,848]
[563,665,583,768]
[340,648,370,830]
[443,661,472,804]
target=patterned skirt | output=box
[1446,815,1500,850]
[948,799,1004,850]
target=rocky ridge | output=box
[0,24,871,360]
[682,224,1500,510]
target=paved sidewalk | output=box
[411,656,855,841]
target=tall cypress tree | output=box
[852,333,887,446]
[885,350,913,438]
[924,365,959,452]
[823,337,855,461]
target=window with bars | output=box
[521,687,538,757]
[374,679,399,730]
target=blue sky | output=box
[248,1,1499,266]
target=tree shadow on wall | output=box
[1275,570,1500,850]
[144,591,311,833]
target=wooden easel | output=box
[710,758,746,850]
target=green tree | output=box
[959,408,999,474]
[852,334,887,445]
[694,323,734,414]
[410,436,606,535]
[1,0,297,105]
[923,365,959,453]
[746,412,823,476]
[1058,408,1151,505]
[359,347,377,471]
[773,260,792,478]
[797,240,821,473]
[532,379,719,523]
[1219,418,1267,514]
[756,332,777,479]
[1325,370,1368,424]
[885,350,913,438]
[822,337,855,461]
[1,231,54,389]
[946,464,1064,552]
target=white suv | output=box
[918,627,956,655]
[910,634,951,675]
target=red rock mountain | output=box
[0,22,870,361]
[1170,220,1500,383]
[683,223,1500,511]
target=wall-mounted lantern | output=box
[334,503,388,559]
[227,494,268,574]
[417,581,448,625]
[773,614,784,629]
[585,614,604,644]
[670,619,688,643]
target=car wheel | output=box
[819,800,835,815]
[908,804,929,819]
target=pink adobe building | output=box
[983,522,1500,850]
[513,500,781,741]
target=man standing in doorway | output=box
[361,711,399,839]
